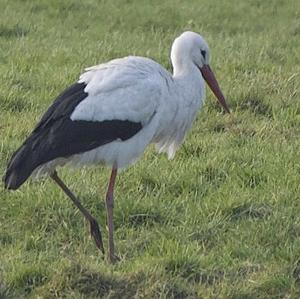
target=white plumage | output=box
[4,31,230,262]
[37,33,209,175]
[71,55,203,167]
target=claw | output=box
[108,253,120,264]
[90,218,105,254]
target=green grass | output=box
[1,0,300,297]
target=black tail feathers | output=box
[3,142,38,190]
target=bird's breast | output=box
[152,74,204,159]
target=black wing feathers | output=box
[30,118,142,166]
[33,82,88,131]
[3,82,142,190]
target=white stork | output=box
[3,31,230,263]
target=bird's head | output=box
[171,31,230,113]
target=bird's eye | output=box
[201,50,206,59]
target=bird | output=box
[3,31,230,263]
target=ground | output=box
[0,0,300,298]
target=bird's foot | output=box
[89,218,105,254]
[107,252,120,264]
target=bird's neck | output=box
[172,56,196,78]
[172,60,205,105]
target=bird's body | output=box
[3,31,230,262]
[12,55,205,182]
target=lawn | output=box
[0,0,300,298]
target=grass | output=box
[0,0,300,297]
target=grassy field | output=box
[1,0,300,298]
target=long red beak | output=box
[200,64,230,113]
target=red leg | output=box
[51,171,104,254]
[105,167,119,263]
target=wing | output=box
[4,56,168,190]
[13,57,163,168]
[72,56,162,125]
